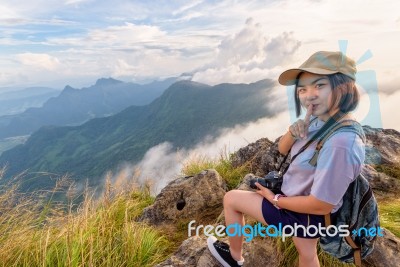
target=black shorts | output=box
[261,198,329,239]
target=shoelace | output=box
[215,241,230,253]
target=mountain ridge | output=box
[0,79,277,191]
[0,77,176,139]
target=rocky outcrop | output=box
[140,169,227,225]
[150,126,400,267]
[363,126,400,166]
[156,236,279,267]
[363,229,400,267]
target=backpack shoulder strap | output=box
[308,120,365,166]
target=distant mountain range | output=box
[0,87,60,116]
[0,79,278,192]
[0,78,176,139]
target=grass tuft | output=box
[181,149,250,190]
[0,169,169,267]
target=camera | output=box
[249,171,283,194]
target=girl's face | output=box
[297,72,336,121]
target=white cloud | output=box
[17,53,60,70]
[191,18,301,85]
[0,0,399,130]
[64,0,91,5]
[172,0,204,16]
[376,91,400,131]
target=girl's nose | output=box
[306,88,318,99]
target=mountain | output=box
[0,87,60,116]
[0,78,176,139]
[0,79,278,191]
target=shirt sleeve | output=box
[310,132,364,205]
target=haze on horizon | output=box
[0,0,399,132]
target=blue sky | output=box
[0,0,399,129]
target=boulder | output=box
[232,137,283,176]
[363,229,400,267]
[155,236,279,267]
[363,126,400,166]
[156,229,400,267]
[140,169,227,225]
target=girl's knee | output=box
[223,190,240,207]
[294,238,318,258]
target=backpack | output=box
[308,120,380,267]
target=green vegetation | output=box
[2,152,399,266]
[181,149,250,190]
[0,169,170,267]
[379,198,400,237]
[374,163,400,179]
[0,135,28,155]
[0,80,274,193]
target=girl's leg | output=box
[292,237,320,267]
[223,190,267,261]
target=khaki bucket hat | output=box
[278,51,357,86]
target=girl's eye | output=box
[298,88,306,93]
[316,83,326,88]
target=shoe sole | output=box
[207,236,233,267]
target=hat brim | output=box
[278,68,338,86]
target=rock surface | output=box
[155,236,279,267]
[140,169,227,226]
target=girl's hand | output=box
[255,182,275,203]
[288,105,312,139]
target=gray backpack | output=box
[308,121,380,267]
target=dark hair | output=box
[294,73,360,117]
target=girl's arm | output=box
[273,195,333,215]
[278,130,296,155]
[278,105,313,155]
[255,184,333,215]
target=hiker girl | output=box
[207,51,365,267]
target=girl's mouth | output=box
[311,104,319,111]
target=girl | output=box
[207,51,365,267]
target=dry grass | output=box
[0,168,170,267]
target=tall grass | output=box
[379,197,400,237]
[181,149,250,190]
[1,155,398,267]
[0,169,170,267]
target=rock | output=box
[363,126,400,166]
[361,164,400,195]
[155,236,209,267]
[140,169,227,225]
[363,228,400,267]
[156,236,279,267]
[232,137,286,176]
[157,229,400,267]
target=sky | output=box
[1,0,398,126]
[1,0,400,190]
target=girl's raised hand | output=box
[288,105,313,140]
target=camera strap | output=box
[281,111,347,175]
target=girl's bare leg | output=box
[223,190,267,261]
[292,237,320,267]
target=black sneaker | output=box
[207,236,244,267]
